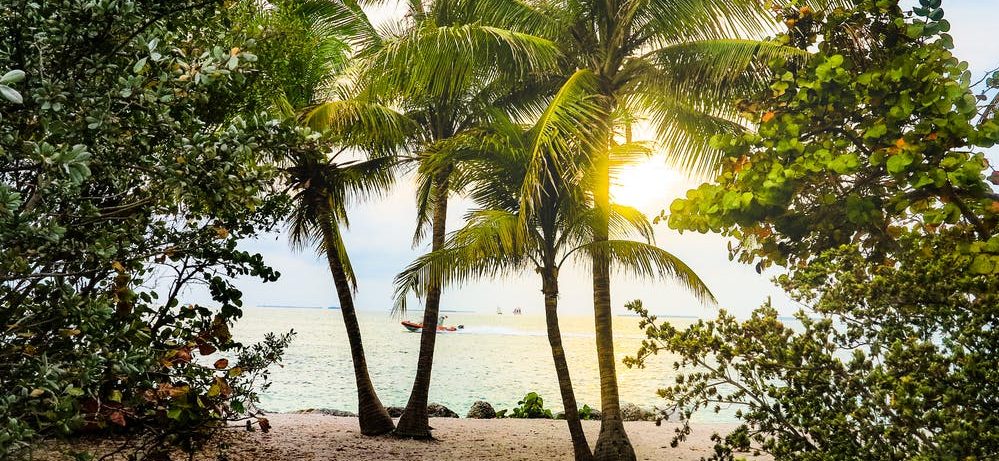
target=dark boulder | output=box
[292,408,357,417]
[466,401,497,419]
[620,403,654,422]
[427,403,459,418]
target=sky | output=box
[183,1,999,318]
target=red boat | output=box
[401,320,463,333]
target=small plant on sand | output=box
[508,392,554,419]
[578,404,599,421]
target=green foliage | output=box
[0,1,308,457]
[0,69,25,104]
[508,392,554,419]
[628,230,999,459]
[577,404,598,421]
[667,0,999,273]
[630,1,999,459]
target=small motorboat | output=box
[401,320,464,333]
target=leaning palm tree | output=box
[394,112,715,460]
[284,150,398,435]
[487,1,854,457]
[306,0,562,438]
[254,0,411,436]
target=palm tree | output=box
[307,0,562,438]
[490,1,852,457]
[393,114,715,460]
[284,151,398,435]
[252,0,411,436]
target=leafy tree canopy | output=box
[666,0,999,273]
[0,1,322,456]
[628,1,999,459]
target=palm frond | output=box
[337,155,398,204]
[360,23,562,101]
[293,0,383,51]
[636,0,777,45]
[303,100,415,155]
[411,169,437,246]
[436,0,566,38]
[607,204,655,243]
[519,68,604,219]
[394,210,532,312]
[567,239,716,304]
[628,89,745,177]
[318,215,359,291]
[641,39,808,103]
[608,140,653,174]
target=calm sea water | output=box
[232,307,733,422]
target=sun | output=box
[610,155,682,213]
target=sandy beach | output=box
[33,414,767,461]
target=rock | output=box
[385,404,459,418]
[620,403,652,422]
[318,409,357,417]
[555,408,600,420]
[427,403,459,418]
[466,401,497,419]
[291,408,357,417]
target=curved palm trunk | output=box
[591,146,637,461]
[542,268,593,461]
[321,220,395,436]
[395,171,450,438]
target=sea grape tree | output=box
[667,0,999,270]
[0,1,310,456]
[628,1,999,459]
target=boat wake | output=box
[454,326,595,338]
[453,326,542,336]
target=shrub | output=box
[0,1,308,457]
[503,392,554,419]
[630,1,999,459]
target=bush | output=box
[631,1,999,459]
[0,1,307,457]
[500,392,554,419]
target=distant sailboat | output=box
[512,307,522,315]
[496,307,503,315]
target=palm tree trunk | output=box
[395,170,450,438]
[321,220,395,436]
[542,267,593,461]
[591,138,637,461]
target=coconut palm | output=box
[491,1,855,457]
[255,0,411,436]
[284,151,398,435]
[393,112,715,460]
[305,0,562,438]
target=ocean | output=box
[232,307,733,422]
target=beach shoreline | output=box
[33,414,768,461]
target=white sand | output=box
[33,414,768,460]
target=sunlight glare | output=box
[610,155,681,213]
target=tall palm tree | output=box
[493,1,853,458]
[284,151,398,435]
[253,0,412,436]
[308,0,562,438]
[393,113,715,460]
